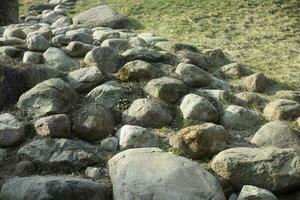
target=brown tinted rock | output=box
[242,73,267,92]
[263,99,300,121]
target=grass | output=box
[20,0,300,90]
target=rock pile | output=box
[0,0,300,200]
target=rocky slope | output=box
[0,0,300,200]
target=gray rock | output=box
[123,98,173,128]
[177,50,209,70]
[0,149,7,162]
[93,30,120,43]
[203,48,231,68]
[122,47,163,62]
[26,34,50,51]
[0,113,24,148]
[67,67,104,92]
[14,161,36,177]
[43,47,80,72]
[3,27,27,39]
[101,38,131,53]
[237,185,278,200]
[1,176,110,200]
[0,46,23,58]
[23,51,43,64]
[275,90,300,103]
[108,148,226,200]
[116,125,159,149]
[18,138,99,169]
[234,92,269,107]
[209,76,240,90]
[251,121,300,149]
[52,34,70,47]
[41,11,62,24]
[100,137,119,151]
[51,16,71,28]
[180,94,219,122]
[128,37,150,48]
[65,41,94,57]
[220,63,247,79]
[117,60,152,81]
[66,30,93,44]
[34,114,71,138]
[138,33,168,44]
[170,123,227,159]
[175,63,212,87]
[195,89,232,102]
[84,47,120,74]
[145,77,186,103]
[85,167,108,179]
[155,41,198,52]
[73,5,128,28]
[211,147,300,192]
[220,105,263,130]
[242,73,267,92]
[263,99,300,121]
[0,37,26,47]
[73,102,115,141]
[17,78,78,118]
[87,82,124,109]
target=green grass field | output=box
[20,0,300,90]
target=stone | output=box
[234,92,269,107]
[23,51,43,64]
[203,48,231,68]
[122,47,163,62]
[128,37,150,48]
[65,41,94,57]
[67,67,104,92]
[52,34,70,47]
[177,50,209,70]
[26,34,50,51]
[73,102,115,141]
[84,47,120,74]
[155,41,198,53]
[0,113,24,148]
[73,5,128,28]
[66,31,93,44]
[116,125,159,149]
[117,60,152,81]
[263,99,300,121]
[14,161,36,176]
[108,148,226,200]
[170,123,227,159]
[51,16,71,28]
[138,33,168,44]
[41,11,62,24]
[175,63,212,87]
[276,90,300,103]
[93,30,120,43]
[0,46,23,58]
[0,37,25,47]
[251,121,300,149]
[242,73,267,92]
[101,38,131,53]
[211,147,300,192]
[34,114,71,138]
[3,27,26,39]
[123,98,173,128]
[85,167,108,179]
[17,78,78,118]
[180,94,219,122]
[220,63,247,78]
[100,137,119,151]
[237,185,278,200]
[0,149,7,162]
[195,89,232,102]
[1,176,110,200]
[87,82,124,109]
[43,47,80,72]
[220,105,263,130]
[18,138,99,169]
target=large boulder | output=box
[237,185,278,200]
[108,148,226,200]
[73,5,128,28]
[17,78,78,118]
[263,99,300,121]
[18,138,99,169]
[117,60,152,81]
[211,147,300,192]
[1,176,110,200]
[0,113,24,148]
[122,98,173,128]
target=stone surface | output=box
[1,176,110,200]
[276,90,300,103]
[116,125,159,149]
[170,123,227,159]
[180,94,219,122]
[23,51,43,64]
[100,137,119,151]
[67,67,104,92]
[144,77,186,103]
[34,114,71,138]
[220,105,263,130]
[18,138,99,169]
[117,60,152,81]
[263,99,300,121]
[0,149,7,162]
[73,102,115,141]
[17,78,78,118]
[43,47,80,72]
[251,121,300,149]
[122,47,163,62]
[123,98,173,128]
[26,34,50,52]
[85,167,108,179]
[14,161,36,177]
[108,148,226,200]
[242,73,267,92]
[0,113,24,148]
[237,185,278,200]
[101,38,131,53]
[234,92,269,107]
[220,63,247,78]
[65,41,94,57]
[203,48,231,68]
[211,147,300,192]
[176,50,209,70]
[73,5,128,28]
[84,47,120,74]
